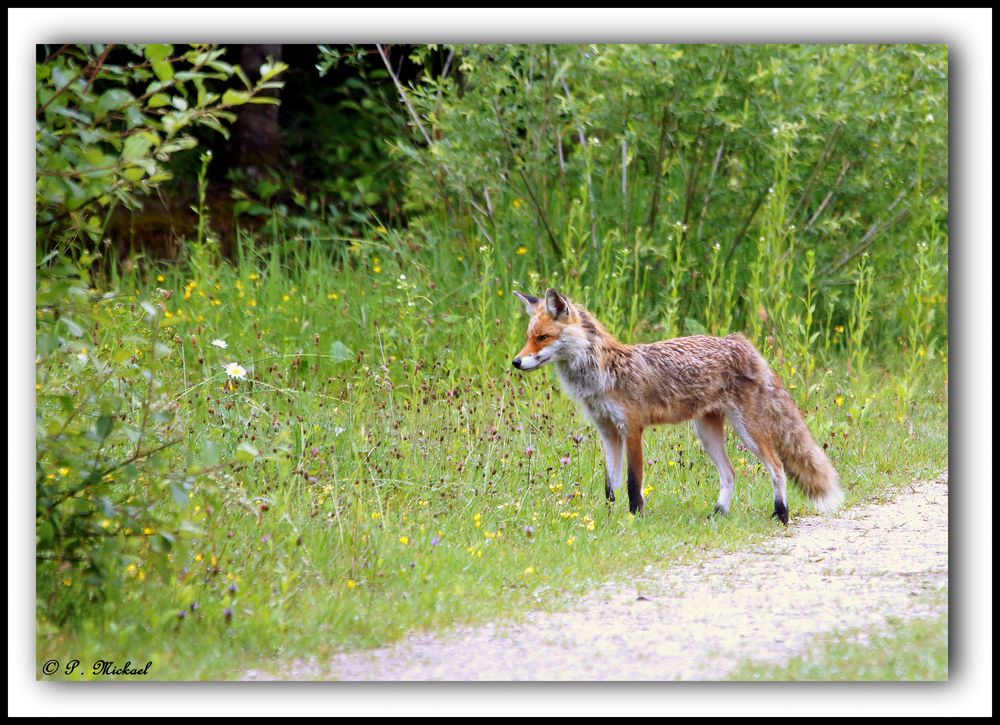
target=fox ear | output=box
[513,291,541,315]
[544,288,570,320]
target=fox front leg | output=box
[625,428,645,515]
[596,421,624,504]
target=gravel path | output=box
[245,472,948,681]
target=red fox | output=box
[512,288,843,523]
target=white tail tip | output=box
[813,484,845,514]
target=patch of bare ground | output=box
[244,472,948,681]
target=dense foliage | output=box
[398,44,947,349]
[36,43,287,246]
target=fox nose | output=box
[512,357,522,369]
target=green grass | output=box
[730,600,949,681]
[35,228,948,680]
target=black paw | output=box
[628,499,644,515]
[712,504,727,517]
[605,488,616,503]
[771,500,789,525]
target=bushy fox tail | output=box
[765,384,844,513]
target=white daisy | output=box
[212,339,228,349]
[223,362,247,380]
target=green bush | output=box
[395,44,948,350]
[36,43,287,246]
[35,44,287,621]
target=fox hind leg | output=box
[693,412,736,516]
[729,410,789,524]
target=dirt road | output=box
[245,472,948,681]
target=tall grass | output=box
[36,205,948,678]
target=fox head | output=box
[511,288,579,371]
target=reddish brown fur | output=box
[513,289,843,520]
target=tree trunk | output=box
[234,44,283,175]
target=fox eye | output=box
[536,334,549,342]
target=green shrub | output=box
[36,43,287,246]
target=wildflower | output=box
[431,536,441,547]
[373,266,382,274]
[512,198,524,209]
[59,467,69,476]
[560,456,571,466]
[524,566,536,575]
[474,512,482,529]
[371,512,381,520]
[327,292,339,300]
[399,536,410,545]
[157,275,165,282]
[516,246,528,255]
[223,362,247,380]
[524,445,535,458]
[376,226,388,234]
[282,294,291,302]
[835,396,844,407]
[212,339,228,349]
[566,536,576,546]
[224,607,234,623]
[834,325,845,334]
[347,579,358,590]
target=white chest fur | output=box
[555,353,626,431]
